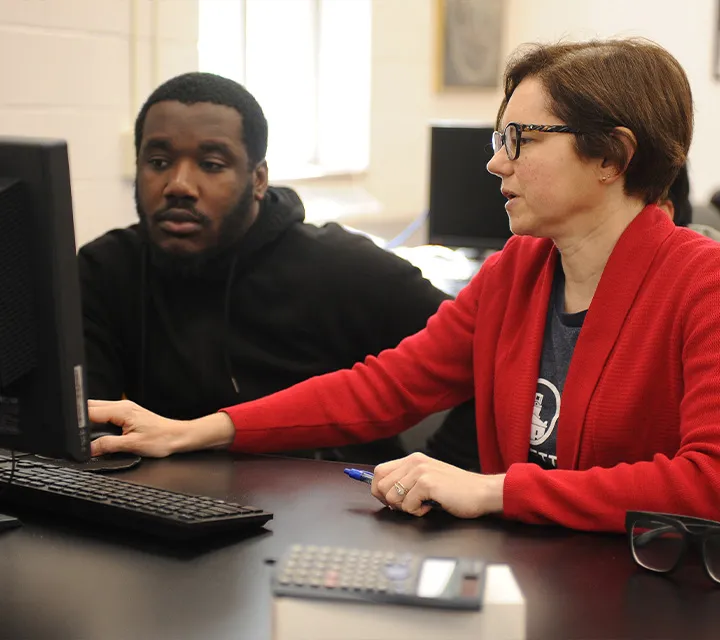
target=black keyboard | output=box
[0,457,273,540]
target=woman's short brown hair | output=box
[497,39,693,204]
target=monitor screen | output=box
[427,123,511,251]
[0,138,90,461]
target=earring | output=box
[601,175,609,182]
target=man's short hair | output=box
[497,39,693,205]
[134,72,268,166]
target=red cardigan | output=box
[224,205,720,532]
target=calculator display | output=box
[417,559,457,598]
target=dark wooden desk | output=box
[0,453,717,640]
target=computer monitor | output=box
[427,123,511,251]
[0,138,90,462]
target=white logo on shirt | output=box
[530,378,561,446]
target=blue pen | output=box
[344,468,375,484]
[344,468,441,509]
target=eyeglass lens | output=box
[491,130,503,155]
[491,124,519,160]
[703,534,720,581]
[505,124,518,159]
[631,519,684,572]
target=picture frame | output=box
[436,0,504,90]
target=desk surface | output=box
[0,453,718,640]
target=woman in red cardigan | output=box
[90,39,720,533]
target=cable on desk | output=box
[385,210,429,249]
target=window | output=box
[198,0,371,180]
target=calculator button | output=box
[384,563,411,581]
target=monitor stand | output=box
[0,452,22,532]
[0,512,21,532]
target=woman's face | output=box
[487,77,605,239]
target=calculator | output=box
[272,544,486,611]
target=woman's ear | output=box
[598,126,638,184]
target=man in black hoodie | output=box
[79,72,450,464]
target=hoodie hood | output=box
[234,185,305,270]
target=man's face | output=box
[136,101,268,260]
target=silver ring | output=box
[394,481,407,497]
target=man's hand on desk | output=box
[371,452,505,519]
[88,399,235,458]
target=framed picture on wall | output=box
[436,0,504,90]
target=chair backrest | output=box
[693,204,720,230]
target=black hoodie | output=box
[79,186,450,463]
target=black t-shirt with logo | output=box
[528,261,586,470]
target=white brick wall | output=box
[1,0,716,247]
[0,0,199,247]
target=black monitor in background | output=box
[0,137,90,462]
[428,123,512,252]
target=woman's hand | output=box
[88,399,235,458]
[371,452,505,518]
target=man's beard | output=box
[135,179,256,279]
